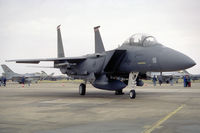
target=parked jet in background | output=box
[1,64,41,84]
[183,70,200,81]
[41,71,68,81]
[150,71,186,83]
[39,71,55,80]
[7,25,196,98]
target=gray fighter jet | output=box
[7,25,196,98]
[182,70,200,81]
[1,64,41,84]
[150,71,185,84]
[40,71,68,81]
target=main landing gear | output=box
[78,72,138,99]
[79,83,86,95]
[115,89,124,95]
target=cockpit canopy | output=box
[123,33,158,47]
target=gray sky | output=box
[0,0,200,75]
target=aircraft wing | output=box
[6,57,86,64]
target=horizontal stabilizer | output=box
[27,66,54,68]
[16,61,40,64]
[6,57,86,64]
[182,70,190,74]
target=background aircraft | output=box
[39,71,54,80]
[1,64,42,84]
[7,25,196,98]
[40,71,68,81]
[149,71,186,84]
[183,70,200,81]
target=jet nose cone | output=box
[185,56,196,68]
[179,54,196,70]
[159,47,196,71]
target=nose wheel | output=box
[79,83,86,95]
[129,90,136,99]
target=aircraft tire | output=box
[79,83,86,95]
[129,90,136,99]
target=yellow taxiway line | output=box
[143,104,185,133]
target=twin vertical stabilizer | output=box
[57,25,105,56]
[94,26,105,53]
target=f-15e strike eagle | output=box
[7,25,196,99]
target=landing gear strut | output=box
[79,83,86,95]
[128,72,139,99]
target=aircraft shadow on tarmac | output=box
[14,90,179,99]
[16,91,125,99]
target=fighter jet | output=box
[6,25,196,98]
[40,71,67,81]
[40,71,55,80]
[182,70,200,81]
[149,71,186,84]
[1,64,41,84]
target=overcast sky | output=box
[0,0,199,75]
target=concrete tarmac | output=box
[0,82,200,133]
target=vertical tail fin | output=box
[57,25,65,58]
[41,71,47,75]
[94,26,105,53]
[182,70,190,75]
[50,73,54,76]
[1,64,16,79]
[1,64,15,74]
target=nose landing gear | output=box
[128,72,139,99]
[129,89,136,99]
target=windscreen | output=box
[123,34,157,47]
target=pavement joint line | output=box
[142,104,185,133]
